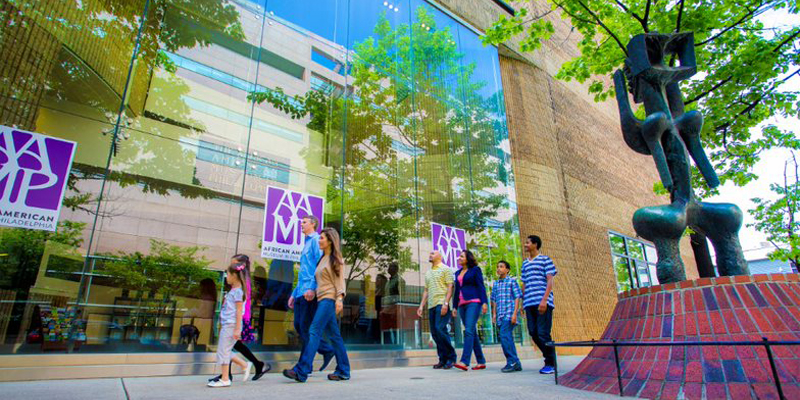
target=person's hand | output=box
[492,315,496,325]
[452,309,457,318]
[304,290,315,301]
[538,302,547,315]
[287,296,294,310]
[417,306,424,318]
[335,299,343,316]
[511,314,517,325]
[481,303,488,315]
[233,330,241,341]
[440,303,449,316]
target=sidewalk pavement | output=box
[0,356,615,400]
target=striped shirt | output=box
[521,255,557,308]
[491,275,522,321]
[425,263,454,309]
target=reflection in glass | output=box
[0,0,517,354]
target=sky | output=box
[706,8,799,253]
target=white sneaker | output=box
[242,362,253,382]
[208,379,231,388]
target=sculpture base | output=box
[560,274,800,399]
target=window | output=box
[608,232,658,292]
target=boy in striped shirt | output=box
[521,235,557,374]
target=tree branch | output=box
[684,75,733,105]
[613,0,646,30]
[773,28,800,53]
[642,0,652,32]
[714,68,800,133]
[573,0,629,56]
[696,3,766,46]
[674,0,686,33]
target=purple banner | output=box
[431,222,467,270]
[0,126,76,232]
[261,186,325,262]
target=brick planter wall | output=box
[559,274,800,399]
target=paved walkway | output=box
[0,356,615,400]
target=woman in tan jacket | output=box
[283,228,351,382]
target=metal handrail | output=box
[547,337,792,400]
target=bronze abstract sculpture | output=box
[614,32,749,283]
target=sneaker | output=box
[282,368,305,383]
[432,363,444,369]
[207,374,222,382]
[442,362,454,370]
[253,362,271,381]
[207,379,231,388]
[539,366,555,374]
[242,362,252,382]
[327,373,350,381]
[502,363,522,373]
[320,352,335,371]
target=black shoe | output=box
[208,374,222,382]
[501,365,514,373]
[514,363,522,372]
[282,369,304,383]
[442,362,454,370]
[253,362,271,381]
[319,352,334,372]
[328,373,350,381]
[432,363,444,369]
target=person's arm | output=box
[234,294,243,340]
[443,281,454,316]
[491,300,498,324]
[477,269,489,314]
[512,281,522,324]
[307,241,321,294]
[539,274,555,314]
[417,287,428,318]
[335,267,345,315]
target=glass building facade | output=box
[0,0,520,354]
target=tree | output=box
[749,152,800,272]
[102,239,217,337]
[485,1,798,194]
[484,0,799,274]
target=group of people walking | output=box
[209,215,558,387]
[418,234,558,375]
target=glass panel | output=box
[635,259,651,288]
[0,0,144,354]
[627,239,646,260]
[644,243,658,263]
[609,233,626,255]
[80,0,259,352]
[613,255,633,293]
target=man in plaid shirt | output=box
[491,260,523,372]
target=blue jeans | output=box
[293,299,350,381]
[458,303,486,366]
[428,305,456,365]
[293,296,334,359]
[498,319,520,367]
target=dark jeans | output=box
[293,299,350,381]
[458,303,486,366]
[525,305,555,367]
[497,319,520,367]
[428,305,456,365]
[293,296,334,358]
